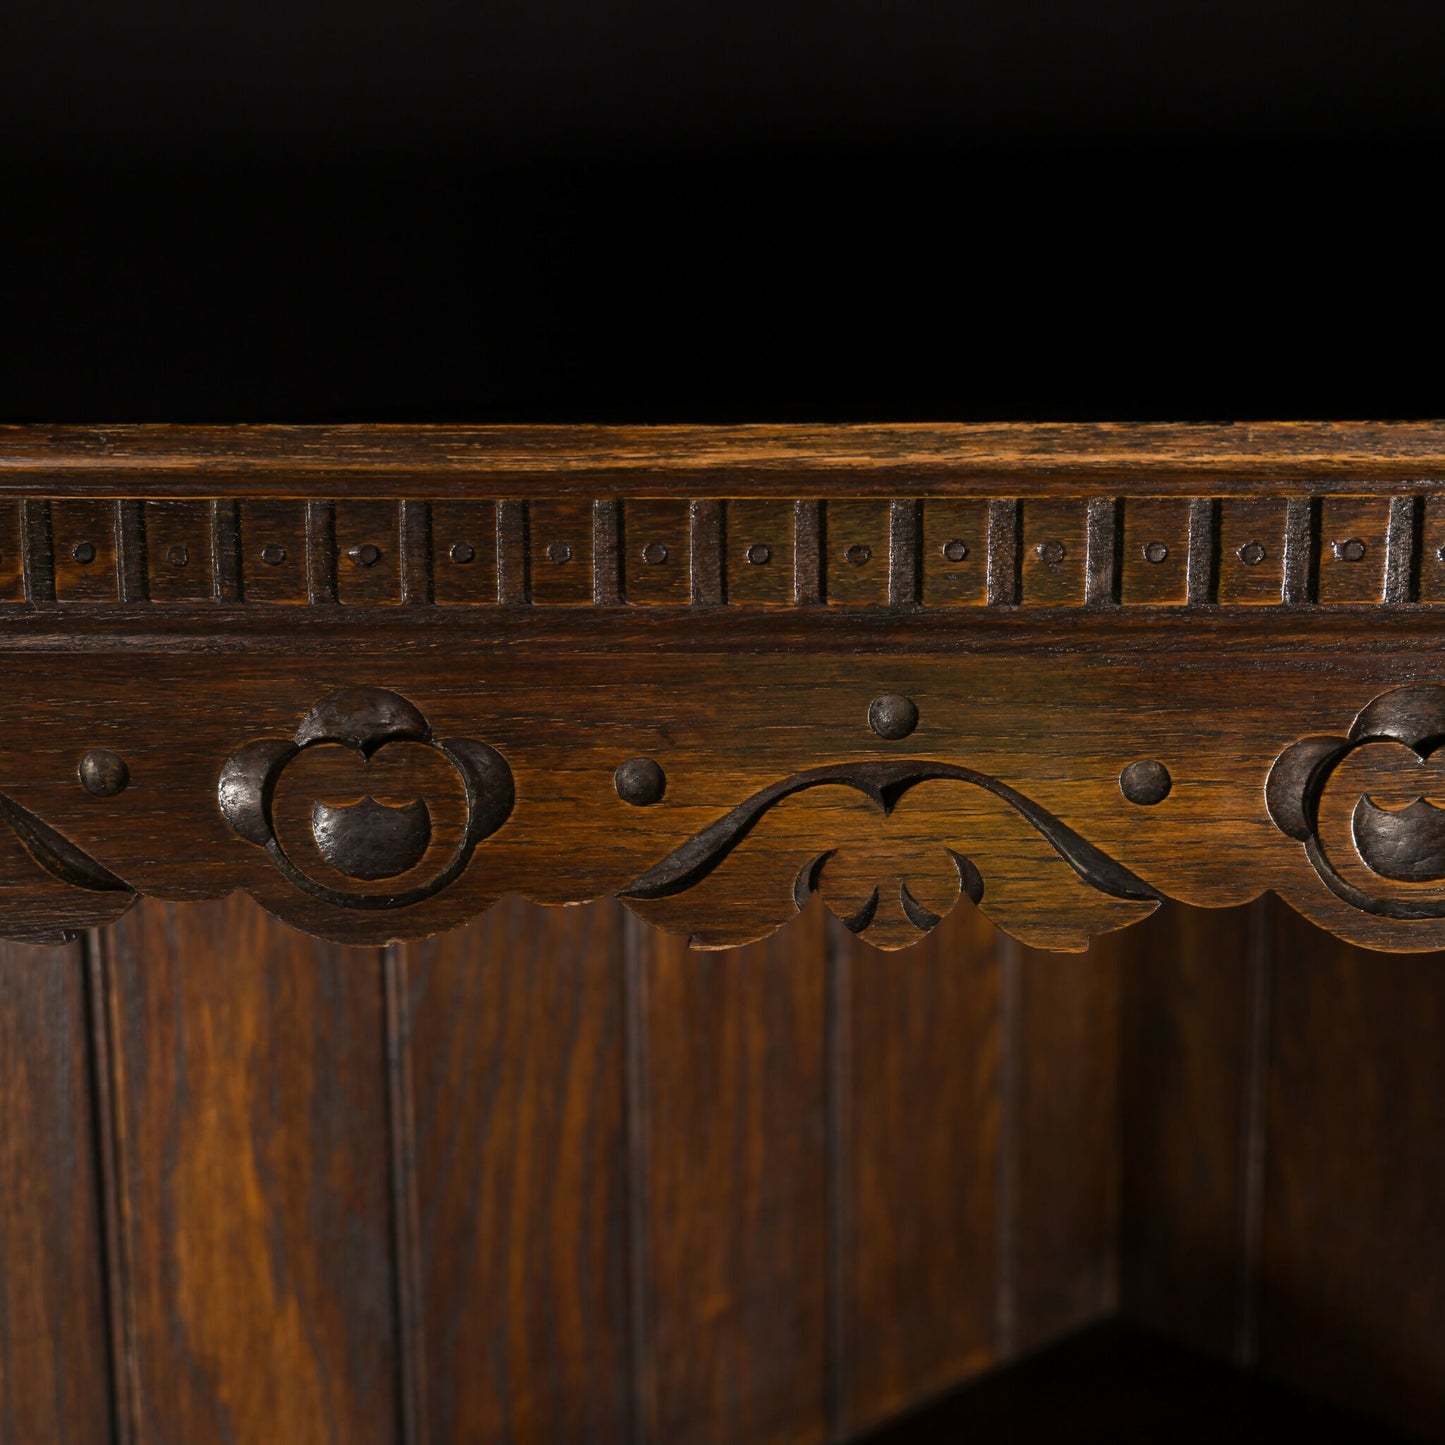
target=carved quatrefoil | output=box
[218,687,514,910]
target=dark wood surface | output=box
[4,425,1445,955]
[0,425,1442,1441]
[0,938,111,1445]
[2,891,1443,1441]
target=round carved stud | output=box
[450,542,475,564]
[347,543,382,568]
[942,538,968,563]
[868,694,919,741]
[641,542,669,565]
[1143,541,1169,564]
[164,544,189,567]
[1036,539,1065,565]
[79,749,129,797]
[1334,538,1367,562]
[615,757,667,806]
[261,544,287,566]
[747,543,771,565]
[547,540,573,564]
[1239,541,1266,566]
[845,544,872,566]
[72,541,96,564]
[1119,759,1172,806]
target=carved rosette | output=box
[216,688,514,934]
[1268,684,1445,919]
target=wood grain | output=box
[0,937,112,1444]
[402,898,632,1444]
[1011,934,1122,1354]
[1117,901,1260,1358]
[101,895,399,1444]
[633,899,829,1445]
[6,422,1445,494]
[1259,907,1445,1440]
[833,900,1000,1437]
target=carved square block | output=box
[826,499,890,606]
[726,500,794,606]
[1020,500,1088,605]
[624,500,691,605]
[1121,497,1191,605]
[144,499,213,603]
[1317,497,1389,605]
[241,499,309,603]
[529,499,596,605]
[51,498,118,603]
[1419,499,1445,605]
[431,501,497,606]
[1217,497,1287,605]
[921,499,989,606]
[335,499,401,606]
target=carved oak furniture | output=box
[2,421,1444,954]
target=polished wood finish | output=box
[2,425,1445,953]
[0,938,111,1445]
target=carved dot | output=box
[450,542,476,565]
[615,756,667,806]
[79,749,129,797]
[845,544,872,566]
[547,540,573,564]
[1143,541,1169,564]
[71,541,96,565]
[261,544,287,566]
[347,543,382,568]
[1036,539,1065,565]
[942,538,969,563]
[747,543,772,565]
[1334,538,1367,563]
[164,544,189,567]
[1238,541,1266,566]
[868,693,919,741]
[1119,759,1172,806]
[641,542,669,566]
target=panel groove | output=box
[623,912,655,1445]
[305,499,338,605]
[994,932,1021,1358]
[383,945,427,1445]
[986,499,1020,606]
[1234,895,1275,1367]
[398,501,432,606]
[83,928,136,1445]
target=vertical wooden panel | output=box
[638,902,829,1445]
[104,895,399,1444]
[403,897,632,1445]
[1260,911,1445,1440]
[1118,901,1257,1358]
[1011,936,1121,1353]
[836,901,999,1437]
[0,939,112,1444]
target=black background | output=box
[2,2,1443,422]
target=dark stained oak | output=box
[1011,934,1122,1354]
[1117,902,1261,1360]
[100,896,399,1444]
[832,901,1001,1437]
[0,938,112,1445]
[1259,909,1445,1440]
[633,899,830,1445]
[402,898,633,1445]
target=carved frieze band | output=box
[1,493,1442,607]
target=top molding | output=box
[4,421,1445,495]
